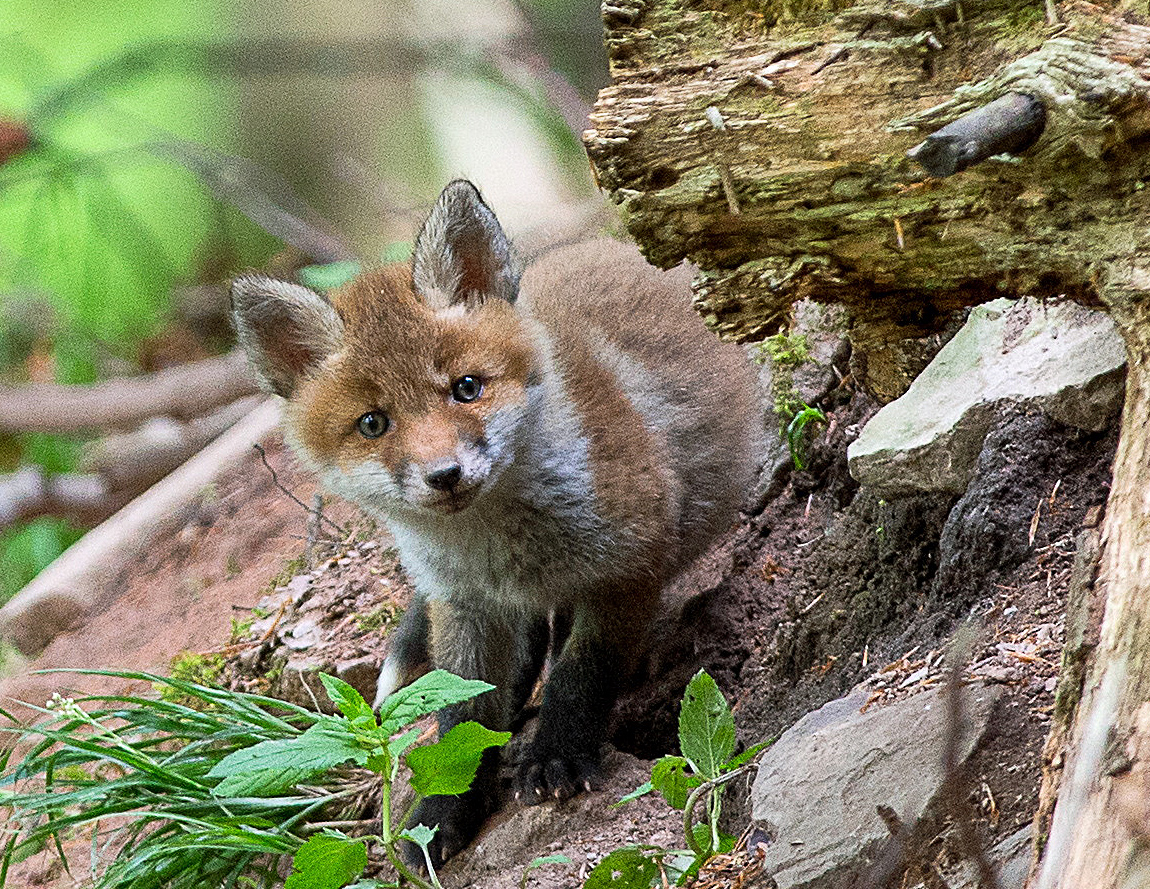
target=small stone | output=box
[1045,677,1058,693]
[237,645,263,671]
[284,617,320,650]
[336,656,380,702]
[285,575,311,603]
[981,664,1017,683]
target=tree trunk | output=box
[1041,275,1150,888]
[584,1,1150,885]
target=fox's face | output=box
[232,181,540,517]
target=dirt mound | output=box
[0,386,1118,888]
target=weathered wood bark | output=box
[586,0,1150,394]
[584,1,1150,886]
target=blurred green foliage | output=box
[0,1,278,604]
[0,1,277,348]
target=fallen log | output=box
[0,350,259,433]
[0,395,266,531]
[80,395,263,492]
[0,468,114,529]
[0,398,282,655]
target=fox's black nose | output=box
[426,463,463,491]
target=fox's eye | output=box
[451,375,484,403]
[356,411,389,438]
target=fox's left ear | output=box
[412,180,520,309]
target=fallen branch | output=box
[0,468,118,528]
[81,395,263,491]
[0,351,259,433]
[0,396,266,531]
[0,398,282,655]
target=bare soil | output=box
[0,390,1117,889]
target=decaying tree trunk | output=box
[584,1,1150,885]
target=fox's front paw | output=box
[513,746,602,804]
[403,792,488,869]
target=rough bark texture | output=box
[585,1,1150,886]
[586,0,1150,394]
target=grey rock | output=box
[276,657,336,712]
[751,684,1002,889]
[992,826,1034,889]
[848,298,1125,494]
[283,617,321,650]
[751,300,851,512]
[914,825,1031,889]
[285,574,311,604]
[336,655,381,703]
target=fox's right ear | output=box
[230,275,343,397]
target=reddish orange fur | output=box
[290,265,538,479]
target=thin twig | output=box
[253,443,348,536]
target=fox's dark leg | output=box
[514,585,657,803]
[373,592,430,710]
[508,612,551,730]
[405,599,543,868]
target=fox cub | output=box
[232,180,762,865]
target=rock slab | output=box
[847,298,1125,494]
[750,684,1001,889]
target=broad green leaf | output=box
[678,671,734,781]
[723,740,771,772]
[676,849,707,886]
[212,766,317,798]
[387,726,422,760]
[522,854,571,889]
[613,781,653,807]
[208,721,364,792]
[298,260,362,291]
[285,831,367,889]
[650,755,702,810]
[405,721,510,796]
[320,674,375,728]
[376,670,495,735]
[660,851,695,887]
[527,853,570,868]
[583,846,664,889]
